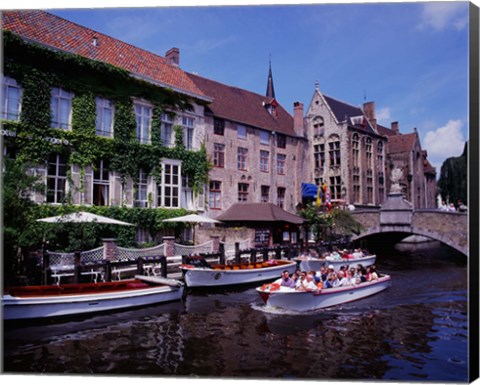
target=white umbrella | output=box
[37,211,134,226]
[37,211,134,250]
[163,214,220,244]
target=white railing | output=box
[116,243,165,261]
[174,240,213,256]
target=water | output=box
[3,245,468,381]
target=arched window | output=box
[313,116,324,136]
[366,137,373,169]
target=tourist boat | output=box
[2,275,184,320]
[180,259,297,288]
[295,254,376,271]
[256,275,391,312]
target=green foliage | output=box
[438,142,468,206]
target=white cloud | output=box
[423,119,465,171]
[376,107,391,123]
[417,2,469,31]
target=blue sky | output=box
[7,1,471,174]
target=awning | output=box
[301,183,317,199]
[215,203,304,225]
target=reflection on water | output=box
[3,246,468,381]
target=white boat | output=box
[180,259,297,288]
[2,275,184,320]
[256,275,391,312]
[295,254,376,271]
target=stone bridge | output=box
[350,193,469,256]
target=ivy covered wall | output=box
[2,31,212,254]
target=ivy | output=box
[3,30,211,198]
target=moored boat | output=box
[180,259,297,288]
[256,275,391,312]
[295,254,376,271]
[2,275,184,320]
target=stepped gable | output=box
[215,203,304,224]
[188,73,296,137]
[2,10,208,101]
[322,94,376,134]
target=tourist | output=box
[352,249,364,259]
[309,270,321,284]
[277,270,296,288]
[366,266,379,281]
[336,271,351,287]
[448,203,457,212]
[299,274,319,291]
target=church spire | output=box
[266,57,276,99]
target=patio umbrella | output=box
[37,211,134,249]
[162,214,220,244]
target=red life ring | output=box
[261,283,280,292]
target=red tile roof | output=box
[377,124,397,137]
[387,132,419,154]
[188,73,296,137]
[2,10,209,101]
[215,203,304,224]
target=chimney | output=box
[363,101,377,130]
[391,121,400,134]
[166,47,180,66]
[293,101,304,136]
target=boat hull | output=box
[3,279,184,320]
[295,254,376,271]
[181,260,297,288]
[257,275,391,312]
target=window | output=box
[237,147,248,170]
[214,118,225,136]
[158,160,181,208]
[161,113,174,147]
[366,137,373,169]
[366,168,373,204]
[93,159,110,206]
[134,101,152,144]
[51,87,73,129]
[209,181,222,209]
[238,183,249,202]
[46,153,67,203]
[352,134,360,168]
[134,169,148,207]
[237,124,247,140]
[353,175,361,204]
[260,130,269,145]
[313,116,324,136]
[214,143,225,168]
[95,97,114,137]
[1,76,21,121]
[314,143,325,169]
[277,134,286,148]
[261,186,270,203]
[277,187,286,209]
[329,176,342,200]
[260,150,269,172]
[328,136,341,167]
[378,171,385,204]
[277,154,286,175]
[182,116,194,149]
[377,141,384,165]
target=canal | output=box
[3,243,468,381]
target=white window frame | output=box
[1,76,22,121]
[158,159,182,208]
[161,113,174,147]
[134,169,149,207]
[96,97,114,137]
[134,100,152,144]
[182,116,195,150]
[93,159,110,206]
[50,87,73,130]
[46,153,68,203]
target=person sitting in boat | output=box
[309,270,321,284]
[275,270,296,288]
[336,270,351,287]
[366,266,379,281]
[325,272,339,288]
[352,249,364,259]
[297,273,319,291]
[319,266,328,282]
[341,249,354,259]
[295,271,308,289]
[355,266,368,284]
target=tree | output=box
[2,157,45,284]
[438,142,468,206]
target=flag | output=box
[316,184,321,206]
